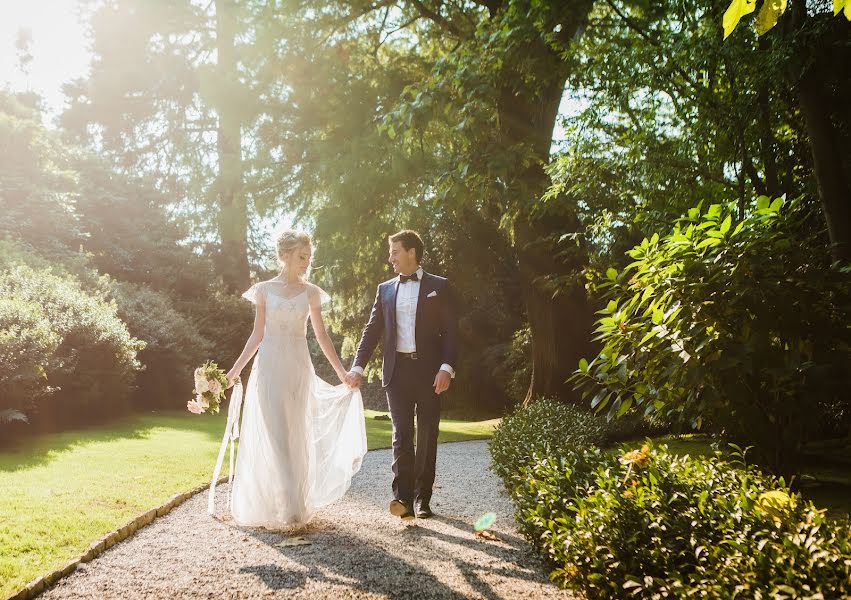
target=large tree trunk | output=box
[215,0,250,292]
[787,4,851,263]
[495,4,596,404]
[797,65,851,263]
[516,214,593,405]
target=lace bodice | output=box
[242,281,330,339]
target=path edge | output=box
[5,476,228,600]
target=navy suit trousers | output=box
[385,354,441,504]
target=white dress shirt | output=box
[352,266,455,378]
[395,267,422,352]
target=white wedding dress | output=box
[227,281,367,528]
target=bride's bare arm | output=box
[226,299,266,387]
[308,294,347,384]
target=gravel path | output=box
[41,440,575,599]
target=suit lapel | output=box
[385,279,399,337]
[414,271,430,343]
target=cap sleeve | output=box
[241,282,265,305]
[308,283,331,307]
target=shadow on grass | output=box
[0,409,227,472]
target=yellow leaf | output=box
[834,0,845,17]
[475,530,501,542]
[723,0,757,39]
[846,0,851,20]
[756,0,787,35]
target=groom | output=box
[346,230,458,521]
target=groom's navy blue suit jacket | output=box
[354,271,459,387]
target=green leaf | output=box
[617,397,633,417]
[756,195,770,210]
[696,238,722,249]
[719,214,732,234]
[770,197,785,211]
[606,267,618,281]
[639,331,656,346]
[723,0,756,39]
[579,358,589,373]
[755,0,787,35]
[606,300,618,313]
[590,389,606,409]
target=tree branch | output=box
[408,0,466,38]
[469,0,503,18]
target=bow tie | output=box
[399,273,419,283]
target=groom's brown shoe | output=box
[415,499,433,519]
[389,499,415,521]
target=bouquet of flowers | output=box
[187,361,229,414]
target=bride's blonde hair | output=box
[275,229,312,280]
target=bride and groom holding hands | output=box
[221,229,458,528]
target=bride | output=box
[223,229,367,528]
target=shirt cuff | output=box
[439,364,455,378]
[351,366,365,376]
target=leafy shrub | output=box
[110,281,213,408]
[508,443,851,598]
[603,411,672,444]
[499,327,533,406]
[572,198,851,475]
[0,296,61,414]
[490,398,606,484]
[0,265,144,424]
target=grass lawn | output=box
[0,409,499,597]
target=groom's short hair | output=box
[389,230,424,263]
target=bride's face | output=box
[286,244,312,276]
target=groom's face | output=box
[388,241,417,275]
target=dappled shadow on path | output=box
[231,512,552,600]
[238,564,321,590]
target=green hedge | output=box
[0,264,143,424]
[0,295,61,413]
[110,281,213,408]
[491,403,851,597]
[490,398,606,484]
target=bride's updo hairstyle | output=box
[275,229,312,280]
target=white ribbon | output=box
[208,379,244,515]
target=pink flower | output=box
[187,399,204,414]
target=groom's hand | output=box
[433,371,451,395]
